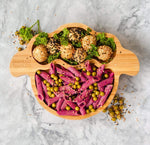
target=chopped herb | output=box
[63,58,78,65]
[53,28,69,46]
[96,33,116,51]
[47,52,61,63]
[72,41,81,48]
[53,34,59,40]
[81,31,85,37]
[86,44,99,60]
[60,37,68,46]
[86,27,92,35]
[62,28,69,37]
[19,20,40,42]
[34,32,48,46]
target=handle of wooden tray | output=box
[9,48,36,77]
[116,47,140,76]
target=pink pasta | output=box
[35,74,44,101]
[35,61,114,116]
[49,63,56,75]
[57,110,79,116]
[39,71,54,85]
[56,98,64,111]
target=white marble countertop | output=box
[0,0,150,145]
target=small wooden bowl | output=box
[9,23,139,120]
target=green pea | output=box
[89,85,93,90]
[43,80,47,84]
[93,83,97,86]
[117,114,121,120]
[50,93,55,98]
[88,105,93,110]
[51,74,55,78]
[69,83,72,86]
[15,31,19,36]
[51,103,56,108]
[75,81,79,85]
[75,106,80,111]
[115,110,120,115]
[104,73,109,78]
[18,47,22,51]
[58,79,62,83]
[82,68,86,72]
[119,99,124,105]
[47,87,51,91]
[50,87,54,92]
[109,112,115,117]
[53,76,58,80]
[100,91,105,96]
[36,70,41,74]
[77,85,81,89]
[111,117,117,121]
[21,26,26,29]
[114,99,118,104]
[102,109,107,113]
[119,105,124,110]
[95,91,100,96]
[58,83,62,87]
[94,87,98,90]
[73,85,77,89]
[86,109,90,114]
[54,87,58,92]
[59,74,63,77]
[92,93,96,98]
[55,80,59,85]
[108,108,113,113]
[93,97,98,101]
[66,106,71,110]
[19,40,25,45]
[91,108,95,112]
[86,71,91,76]
[75,77,80,81]
[93,67,97,71]
[92,72,96,77]
[47,91,51,97]
[113,105,118,110]
[46,82,50,87]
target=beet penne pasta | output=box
[39,71,54,85]
[35,61,114,116]
[57,110,79,116]
[35,74,44,101]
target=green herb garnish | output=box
[62,28,69,37]
[72,41,81,48]
[86,44,99,60]
[53,34,59,40]
[96,33,116,51]
[47,52,61,63]
[34,32,48,46]
[63,58,78,65]
[53,28,69,46]
[19,20,40,42]
[86,27,92,35]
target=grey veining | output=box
[0,0,150,145]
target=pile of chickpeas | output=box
[102,94,125,122]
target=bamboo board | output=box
[9,23,140,120]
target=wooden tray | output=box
[9,23,140,120]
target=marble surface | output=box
[0,0,150,145]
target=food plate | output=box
[10,23,139,120]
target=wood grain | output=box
[9,23,140,120]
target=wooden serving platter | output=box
[9,23,140,120]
